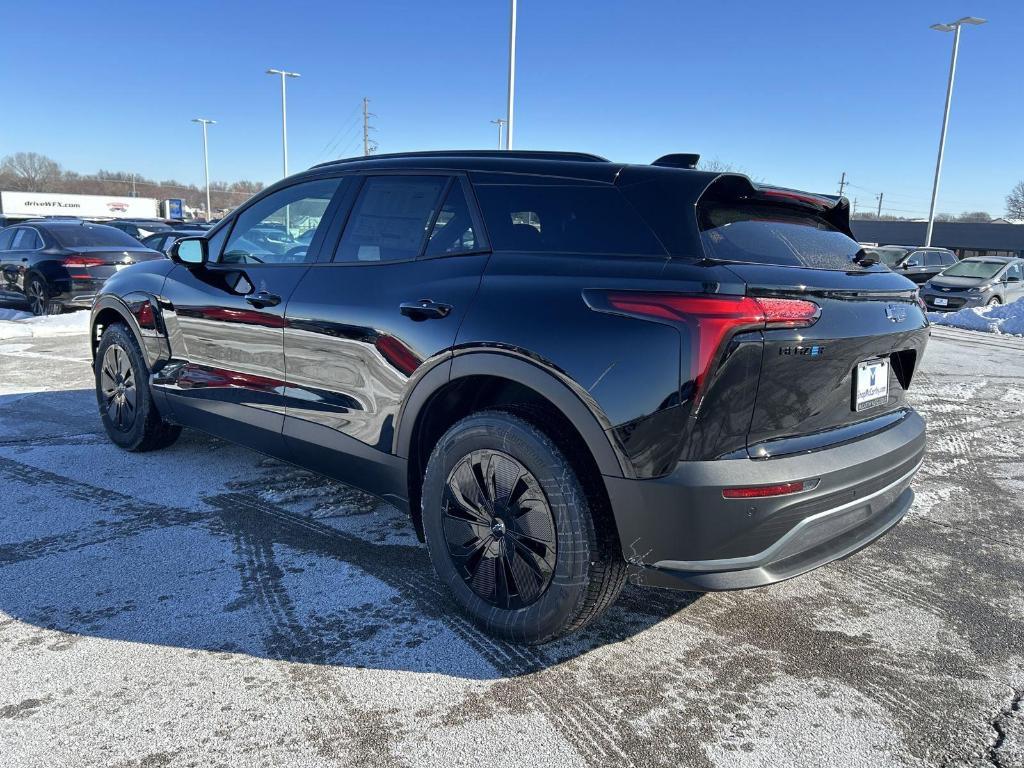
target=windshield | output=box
[942,260,1005,280]
[699,202,866,270]
[51,224,145,248]
[871,247,910,267]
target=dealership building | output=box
[851,220,1024,259]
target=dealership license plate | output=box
[933,297,948,307]
[855,358,889,411]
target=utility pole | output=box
[266,69,301,178]
[852,197,858,218]
[837,172,847,197]
[505,0,517,149]
[192,118,215,222]
[490,118,507,149]
[362,97,377,156]
[876,192,884,218]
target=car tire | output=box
[988,297,1002,306]
[25,275,49,316]
[421,410,626,644]
[94,322,181,452]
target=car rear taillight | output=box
[62,255,106,268]
[603,292,820,391]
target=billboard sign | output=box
[0,191,159,219]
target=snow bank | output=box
[928,298,1024,337]
[0,309,90,340]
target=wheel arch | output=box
[90,293,168,369]
[396,351,629,551]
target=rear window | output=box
[699,203,863,270]
[51,224,143,248]
[474,184,664,256]
[942,260,1005,279]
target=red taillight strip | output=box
[723,481,806,499]
[62,255,106,268]
[602,292,820,394]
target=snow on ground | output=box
[928,296,1024,336]
[0,308,90,340]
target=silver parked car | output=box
[920,256,1024,311]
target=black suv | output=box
[869,245,958,284]
[90,150,928,643]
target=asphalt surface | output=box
[0,320,1022,767]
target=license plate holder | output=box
[933,297,948,307]
[855,358,889,411]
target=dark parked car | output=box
[0,221,163,314]
[105,219,174,241]
[920,256,1024,311]
[140,229,206,255]
[89,150,928,643]
[869,245,958,284]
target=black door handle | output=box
[245,291,281,308]
[400,299,452,320]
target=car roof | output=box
[961,255,1015,262]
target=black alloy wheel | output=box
[98,343,137,432]
[442,448,557,609]
[26,277,47,316]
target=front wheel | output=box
[987,297,1002,306]
[94,323,181,451]
[422,410,626,644]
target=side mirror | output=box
[904,260,919,268]
[169,237,208,267]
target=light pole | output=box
[266,68,301,177]
[191,118,215,221]
[490,118,507,149]
[924,16,986,246]
[505,0,517,149]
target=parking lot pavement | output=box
[0,323,1022,768]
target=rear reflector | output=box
[723,481,806,499]
[62,255,106,268]
[603,292,820,391]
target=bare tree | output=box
[697,158,741,173]
[0,152,63,191]
[1006,181,1024,220]
[955,211,991,223]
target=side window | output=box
[334,176,447,263]
[1007,263,1022,281]
[925,252,943,267]
[423,181,481,257]
[221,177,343,264]
[474,183,665,256]
[11,228,40,250]
[0,229,16,251]
[942,252,956,266]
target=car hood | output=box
[928,275,987,289]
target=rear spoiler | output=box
[699,176,854,238]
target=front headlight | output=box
[972,284,994,294]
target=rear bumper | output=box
[605,409,925,591]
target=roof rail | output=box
[312,149,610,169]
[652,153,701,169]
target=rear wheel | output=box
[94,323,181,451]
[422,410,626,644]
[25,276,48,316]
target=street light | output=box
[266,68,301,177]
[924,16,986,247]
[505,0,517,149]
[191,118,215,221]
[490,118,507,149]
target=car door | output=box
[281,173,490,499]
[3,227,44,294]
[154,176,348,455]
[1003,261,1024,302]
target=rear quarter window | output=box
[473,183,665,256]
[699,202,864,271]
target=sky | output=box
[0,0,1020,218]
